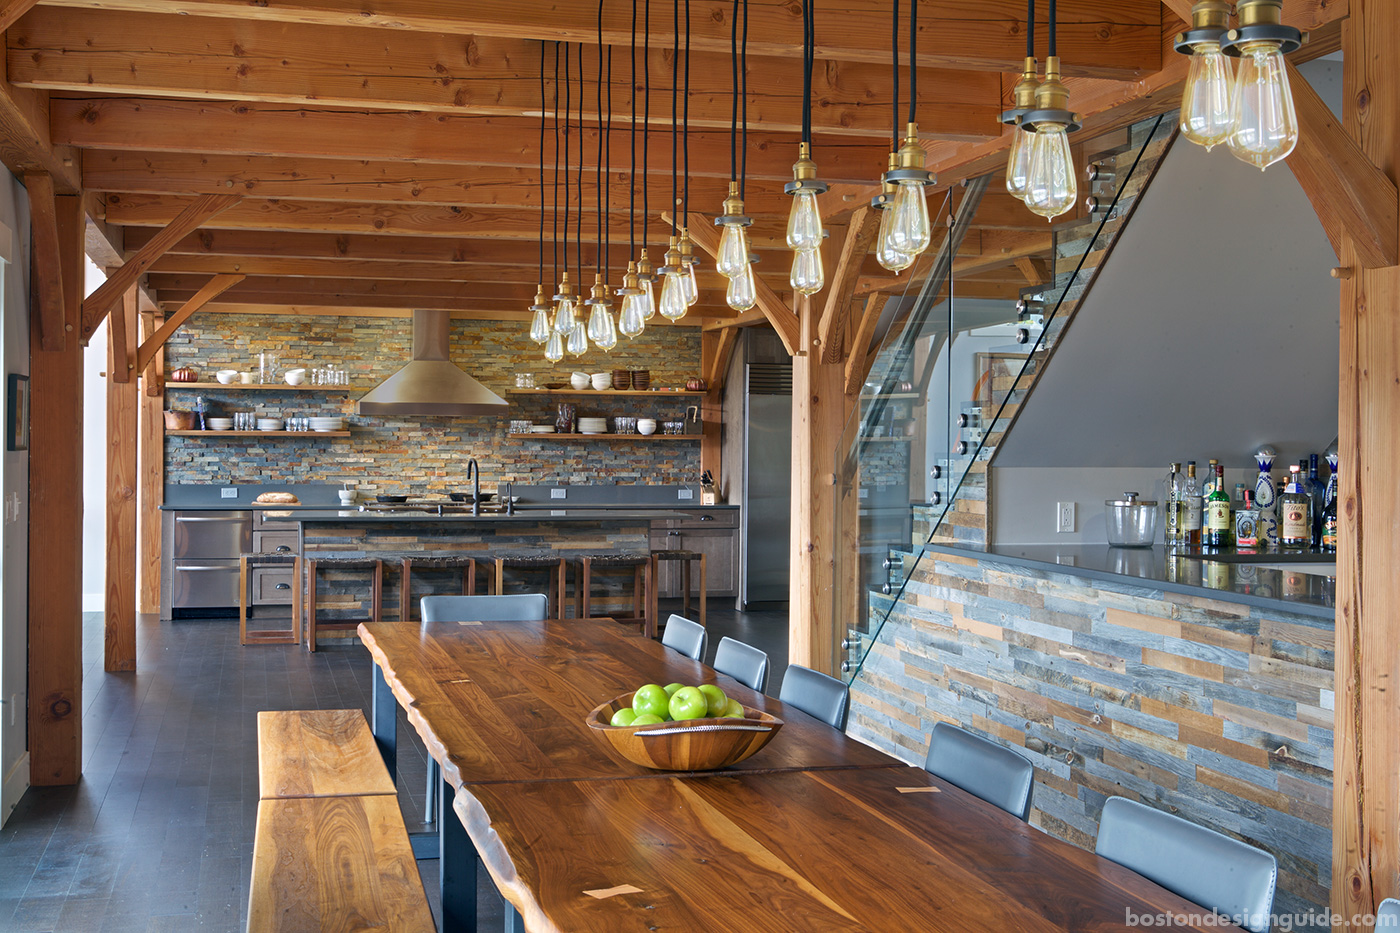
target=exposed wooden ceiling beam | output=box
[10,7,999,140]
[31,0,1162,78]
[845,293,890,395]
[0,69,79,191]
[0,0,38,33]
[135,273,244,375]
[181,300,708,325]
[53,98,893,185]
[146,270,754,299]
[818,206,879,363]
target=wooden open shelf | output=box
[168,430,351,438]
[507,388,704,397]
[165,382,361,392]
[508,433,700,442]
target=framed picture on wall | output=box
[7,373,28,451]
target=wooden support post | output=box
[28,192,84,785]
[138,312,164,614]
[816,207,879,363]
[105,288,139,671]
[24,172,65,351]
[789,293,852,673]
[1333,1,1400,924]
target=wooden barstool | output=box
[579,554,653,635]
[239,552,302,646]
[398,556,478,623]
[493,555,568,617]
[305,557,383,652]
[649,549,706,638]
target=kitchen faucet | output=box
[465,459,481,516]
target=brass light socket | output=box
[679,233,697,265]
[1191,0,1232,31]
[896,124,926,171]
[636,252,656,281]
[721,181,746,219]
[530,285,549,310]
[585,273,611,306]
[661,236,683,274]
[1035,57,1071,113]
[791,141,818,182]
[1236,0,1283,28]
[552,271,575,302]
[1011,57,1040,110]
[617,261,641,295]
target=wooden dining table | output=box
[359,618,1235,933]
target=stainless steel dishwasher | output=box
[170,511,251,615]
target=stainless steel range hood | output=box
[357,309,509,417]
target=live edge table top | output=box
[356,618,899,788]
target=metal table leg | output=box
[440,777,477,932]
[371,663,397,782]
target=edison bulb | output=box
[637,277,656,320]
[586,304,608,342]
[553,298,576,335]
[876,206,914,271]
[1227,42,1297,170]
[528,306,552,344]
[888,182,932,255]
[790,246,824,295]
[717,223,751,278]
[1005,126,1034,200]
[618,295,645,338]
[726,263,757,311]
[1025,124,1077,220]
[566,321,588,356]
[786,189,823,250]
[1181,41,1235,150]
[681,262,699,307]
[593,309,618,350]
[544,330,565,362]
[658,273,687,320]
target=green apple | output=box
[669,686,709,721]
[632,684,671,721]
[631,713,664,725]
[610,707,639,727]
[663,682,685,697]
[697,684,728,717]
[721,698,745,719]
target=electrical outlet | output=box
[550,488,567,499]
[1056,501,1076,534]
[677,487,694,500]
[221,487,238,499]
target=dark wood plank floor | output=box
[0,602,788,932]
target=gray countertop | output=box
[923,543,1335,620]
[293,508,690,523]
[159,483,736,512]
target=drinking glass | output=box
[258,352,277,384]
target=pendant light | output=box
[1174,1,1235,150]
[553,42,578,337]
[633,0,658,323]
[1221,0,1302,170]
[586,4,619,352]
[715,0,756,309]
[529,42,553,346]
[1002,0,1040,200]
[658,0,689,320]
[677,0,699,309]
[616,0,646,339]
[1020,0,1081,221]
[786,0,827,295]
[567,41,590,357]
[873,2,912,272]
[879,0,934,258]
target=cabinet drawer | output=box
[251,566,297,605]
[656,509,739,530]
[253,532,299,555]
[253,510,300,531]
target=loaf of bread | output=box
[254,491,300,504]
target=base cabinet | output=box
[650,510,739,599]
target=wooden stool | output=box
[305,557,383,652]
[650,549,707,637]
[239,552,302,646]
[399,556,478,623]
[493,555,568,617]
[579,554,653,635]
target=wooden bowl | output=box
[163,410,198,430]
[586,692,783,771]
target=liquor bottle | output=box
[1324,449,1338,509]
[1184,461,1202,547]
[1164,462,1183,546]
[1279,464,1311,549]
[1203,459,1220,500]
[1321,459,1338,552]
[1204,463,1231,548]
[1235,490,1260,549]
[1254,446,1278,548]
[1306,453,1326,544]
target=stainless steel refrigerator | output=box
[741,364,792,606]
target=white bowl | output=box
[284,371,306,386]
[215,370,239,384]
[207,418,234,431]
[637,419,657,435]
[591,374,612,390]
[570,372,591,389]
[257,419,285,432]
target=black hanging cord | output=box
[908,0,916,124]
[683,0,690,219]
[552,42,560,287]
[670,0,678,230]
[1048,0,1056,57]
[1027,0,1035,59]
[562,42,570,285]
[643,0,650,252]
[538,42,545,288]
[740,0,748,198]
[730,0,738,184]
[606,43,613,276]
[630,0,637,256]
[892,0,899,149]
[597,3,604,277]
[577,42,585,286]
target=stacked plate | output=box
[530,424,556,434]
[309,416,347,432]
[578,417,609,435]
[256,418,285,432]
[207,417,234,431]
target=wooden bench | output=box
[252,709,433,932]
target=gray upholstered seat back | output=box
[1377,898,1400,929]
[713,637,770,692]
[777,665,849,729]
[1096,796,1277,933]
[660,614,707,661]
[420,593,548,623]
[923,722,1034,821]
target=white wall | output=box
[1,171,30,824]
[81,260,106,611]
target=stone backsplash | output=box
[162,313,704,490]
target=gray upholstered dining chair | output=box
[777,665,849,730]
[712,636,770,692]
[418,592,549,823]
[420,592,549,623]
[660,613,707,661]
[1096,796,1277,933]
[1377,898,1400,929]
[923,722,1035,821]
